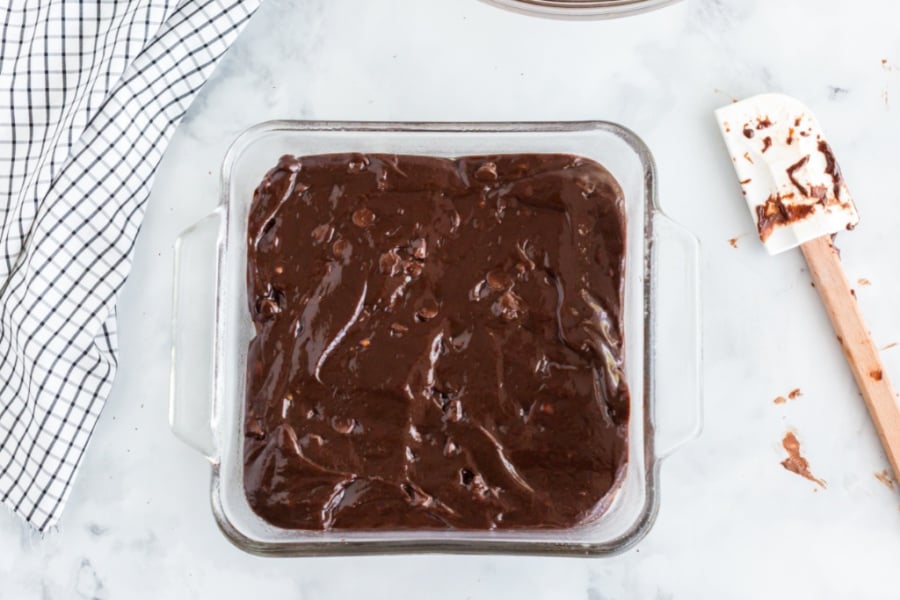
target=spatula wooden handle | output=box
[801,235,900,478]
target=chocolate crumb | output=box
[311,224,335,244]
[875,469,896,491]
[415,300,440,322]
[474,161,498,182]
[486,269,513,290]
[775,388,801,405]
[332,238,352,260]
[714,88,739,103]
[352,207,376,228]
[870,370,884,382]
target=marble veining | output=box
[2,0,900,598]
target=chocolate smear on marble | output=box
[875,470,895,491]
[781,432,826,488]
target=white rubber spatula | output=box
[716,93,900,479]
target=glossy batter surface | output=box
[244,153,629,530]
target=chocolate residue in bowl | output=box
[781,432,826,488]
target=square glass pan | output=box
[170,121,701,557]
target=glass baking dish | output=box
[169,121,701,557]
[480,0,682,19]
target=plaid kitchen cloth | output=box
[0,0,260,532]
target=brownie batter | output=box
[244,153,629,530]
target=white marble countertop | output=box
[4,0,900,597]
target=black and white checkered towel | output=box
[0,0,260,532]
